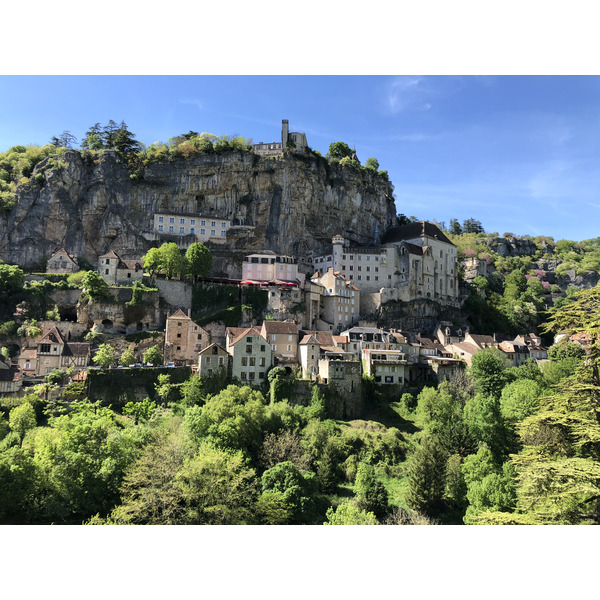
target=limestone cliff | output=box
[0,148,396,270]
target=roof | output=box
[404,242,426,255]
[467,333,497,348]
[299,333,319,346]
[19,348,38,360]
[50,248,77,262]
[0,365,21,382]
[39,326,65,345]
[449,342,480,356]
[230,326,264,346]
[380,221,455,246]
[262,321,298,335]
[99,250,120,259]
[121,259,143,270]
[62,342,90,357]
[168,309,191,320]
[199,343,228,356]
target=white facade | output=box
[310,268,360,333]
[242,252,304,284]
[153,213,231,244]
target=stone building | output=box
[310,268,360,333]
[260,320,300,365]
[98,250,144,285]
[18,326,90,376]
[227,326,273,384]
[0,357,21,395]
[242,252,305,286]
[197,343,231,378]
[47,248,79,274]
[252,119,308,155]
[164,309,211,366]
[153,213,231,246]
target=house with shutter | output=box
[227,326,273,385]
[98,250,144,285]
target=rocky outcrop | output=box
[0,149,396,270]
[488,236,538,258]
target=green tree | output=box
[354,462,389,520]
[162,242,184,279]
[464,393,512,462]
[469,348,509,399]
[82,270,110,300]
[406,433,449,517]
[179,374,205,408]
[364,157,379,171]
[93,343,116,368]
[141,247,163,275]
[500,379,543,423]
[143,344,163,366]
[324,503,377,525]
[9,403,36,444]
[260,460,317,524]
[326,141,353,159]
[81,123,104,150]
[122,398,156,424]
[176,443,259,524]
[119,345,136,366]
[0,446,38,523]
[548,341,586,362]
[185,242,213,281]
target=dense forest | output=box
[1,284,599,525]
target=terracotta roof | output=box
[299,333,319,346]
[450,342,480,356]
[51,248,77,262]
[332,335,348,345]
[19,348,38,360]
[262,321,298,335]
[73,370,87,381]
[99,250,120,259]
[39,326,65,345]
[230,327,265,346]
[467,333,497,348]
[121,259,143,270]
[380,221,455,246]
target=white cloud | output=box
[180,98,203,110]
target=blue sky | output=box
[1,75,599,242]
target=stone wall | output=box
[153,278,192,309]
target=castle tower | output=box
[332,234,345,271]
[281,119,289,146]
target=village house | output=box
[242,252,305,286]
[18,326,90,377]
[298,330,344,379]
[260,320,300,365]
[499,340,531,367]
[0,357,21,395]
[362,348,411,386]
[310,268,360,333]
[197,343,231,379]
[514,333,548,361]
[98,250,144,286]
[164,309,211,366]
[444,341,482,366]
[434,321,467,346]
[47,248,79,274]
[227,326,273,384]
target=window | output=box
[105,269,109,274]
[106,259,110,265]
[258,372,265,379]
[190,227,195,234]
[249,372,255,380]
[158,216,164,223]
[179,227,185,233]
[260,345,266,352]
[211,230,216,236]
[241,372,247,380]
[197,334,202,340]
[200,228,205,235]
[246,345,252,353]
[177,333,181,338]
[158,225,164,232]
[206,357,211,365]
[250,357,256,366]
[221,230,226,236]
[169,226,174,232]
[241,357,248,366]
[211,221,216,227]
[180,218,185,224]
[169,217,174,223]
[40,344,51,353]
[221,222,226,228]
[201,220,206,226]
[190,219,196,225]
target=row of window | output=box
[157,225,226,236]
[240,371,265,380]
[240,356,267,366]
[158,217,228,228]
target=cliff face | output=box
[0,149,396,269]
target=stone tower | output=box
[281,119,289,146]
[332,234,345,271]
